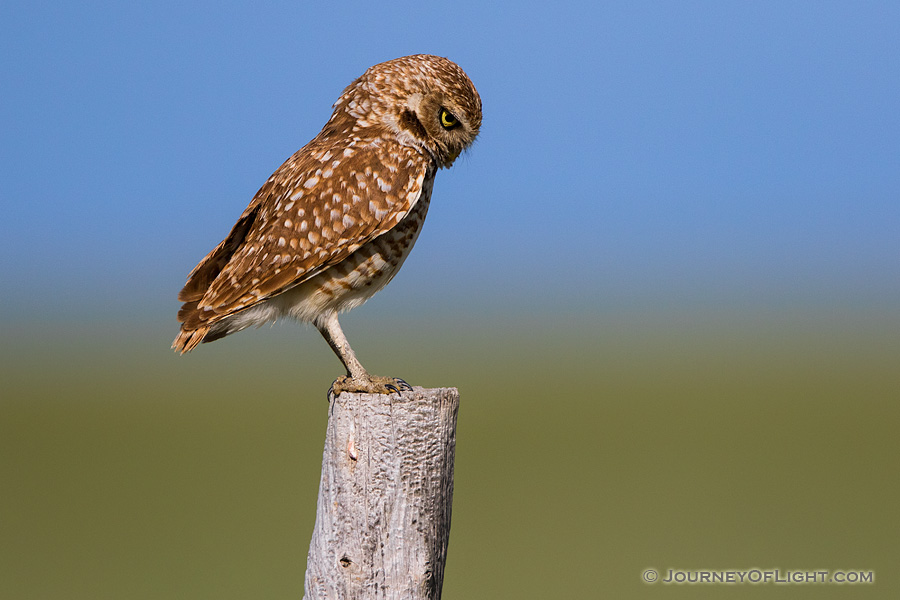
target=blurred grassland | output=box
[1,307,898,599]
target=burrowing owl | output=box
[173,55,482,395]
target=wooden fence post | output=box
[303,387,460,600]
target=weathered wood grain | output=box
[303,387,460,600]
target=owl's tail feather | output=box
[172,299,211,353]
[172,326,208,354]
[173,204,261,354]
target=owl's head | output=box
[334,55,482,169]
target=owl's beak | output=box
[445,147,461,167]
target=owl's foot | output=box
[329,375,413,397]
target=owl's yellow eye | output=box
[439,108,459,130]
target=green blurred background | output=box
[3,1,900,598]
[2,304,897,598]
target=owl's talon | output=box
[330,375,413,397]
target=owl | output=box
[173,55,482,395]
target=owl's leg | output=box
[316,311,369,379]
[316,311,412,396]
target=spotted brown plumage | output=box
[173,55,481,395]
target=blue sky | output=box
[2,1,898,323]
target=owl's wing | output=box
[178,139,431,330]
